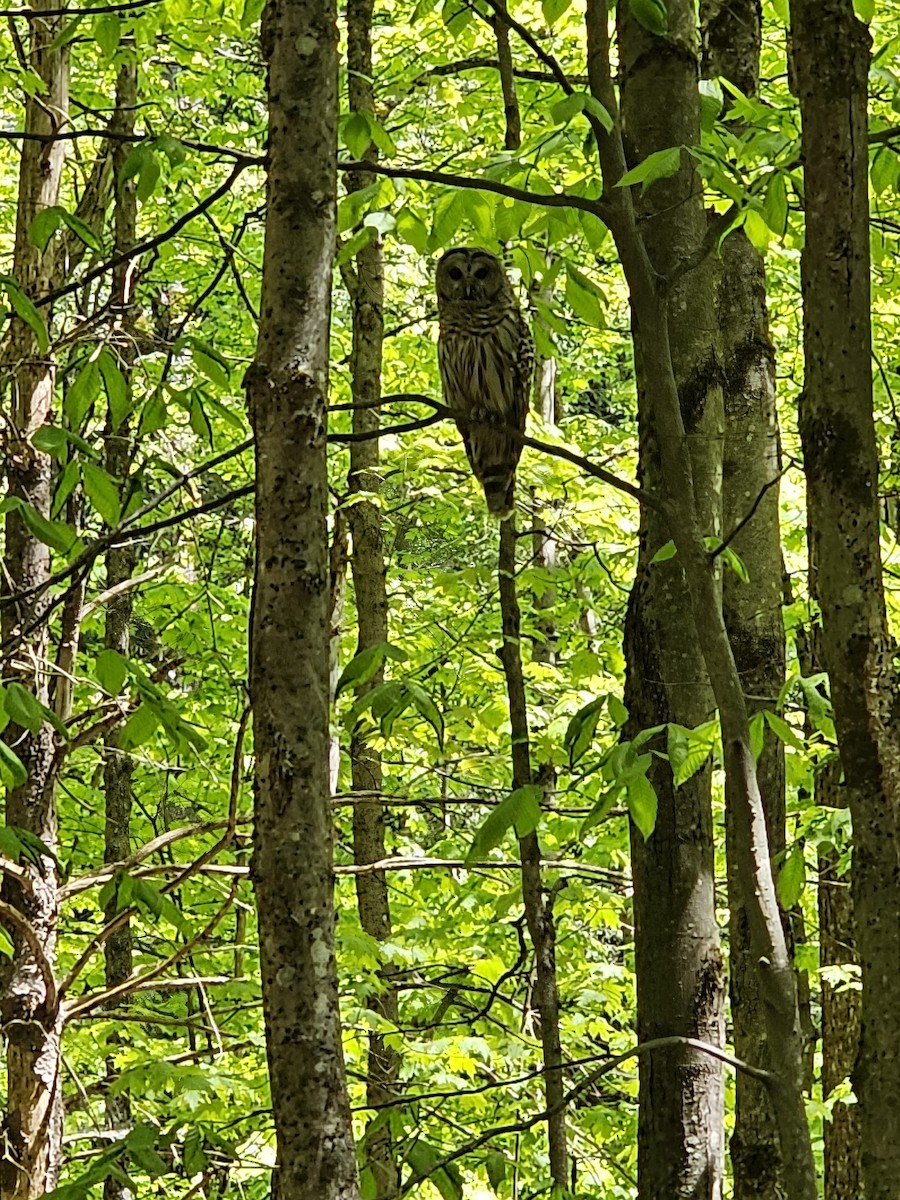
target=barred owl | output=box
[436,247,534,519]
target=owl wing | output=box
[512,309,534,435]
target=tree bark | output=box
[790,4,900,1195]
[615,3,726,1196]
[702,4,789,1194]
[586,4,816,1196]
[245,0,359,1195]
[344,0,401,1192]
[102,56,139,1200]
[0,5,68,1197]
[498,518,567,1188]
[817,763,862,1200]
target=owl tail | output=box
[483,475,515,521]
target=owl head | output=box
[436,247,510,305]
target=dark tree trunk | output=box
[702,4,789,1194]
[616,3,726,1195]
[344,0,401,1192]
[245,0,359,1195]
[585,3,816,1195]
[791,7,900,1194]
[498,519,568,1187]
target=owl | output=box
[436,247,534,519]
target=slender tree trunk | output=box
[245,0,359,1195]
[0,6,69,1197]
[498,518,567,1188]
[102,57,139,1200]
[817,761,862,1200]
[790,5,900,1194]
[615,4,726,1195]
[585,5,816,1196]
[702,4,789,1194]
[344,1,400,1192]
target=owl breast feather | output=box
[437,312,522,420]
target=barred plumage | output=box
[435,247,534,519]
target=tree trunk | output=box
[702,4,789,1194]
[245,0,359,1195]
[103,57,139,1200]
[344,1,401,1192]
[790,5,900,1194]
[818,762,862,1200]
[0,5,69,1197]
[498,518,568,1188]
[585,4,816,1195]
[615,3,726,1195]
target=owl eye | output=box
[448,266,464,281]
[474,267,490,280]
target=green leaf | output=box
[343,112,374,159]
[763,709,804,750]
[748,710,766,763]
[119,703,161,751]
[564,695,606,766]
[628,0,667,35]
[131,878,190,932]
[763,171,789,236]
[191,343,230,388]
[49,14,84,49]
[1,276,49,353]
[83,462,122,526]
[406,1139,463,1200]
[0,925,13,957]
[29,207,63,252]
[182,1129,208,1176]
[30,425,69,459]
[626,772,658,840]
[52,461,81,518]
[466,785,543,865]
[721,544,750,583]
[406,682,444,746]
[336,226,377,266]
[578,787,620,839]
[98,349,130,429]
[96,649,129,696]
[139,390,168,436]
[608,694,629,727]
[336,642,406,695]
[5,682,44,734]
[65,358,102,427]
[650,539,677,564]
[125,1123,168,1177]
[777,843,806,909]
[617,147,682,192]
[93,13,121,56]
[155,132,187,166]
[0,824,56,869]
[853,0,875,21]
[119,143,149,186]
[667,720,718,787]
[542,0,571,21]
[136,151,161,202]
[871,147,899,196]
[59,209,103,253]
[565,269,604,327]
[486,1150,507,1193]
[359,1166,378,1200]
[551,92,612,133]
[19,503,80,554]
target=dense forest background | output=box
[1,0,899,1198]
